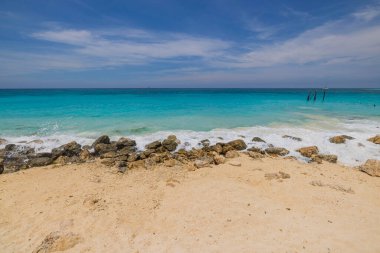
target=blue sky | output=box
[1,0,380,88]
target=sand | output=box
[1,155,380,253]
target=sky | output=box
[1,0,380,88]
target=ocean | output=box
[0,88,379,165]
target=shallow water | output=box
[0,88,379,165]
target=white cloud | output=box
[353,6,380,21]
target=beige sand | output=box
[1,155,380,253]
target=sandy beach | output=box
[1,154,380,253]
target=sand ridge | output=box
[1,155,380,253]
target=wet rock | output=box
[282,135,302,142]
[200,139,211,147]
[367,135,380,144]
[329,135,354,144]
[92,135,110,147]
[118,166,128,173]
[28,152,52,158]
[360,159,380,177]
[4,144,17,151]
[28,157,53,167]
[296,146,319,158]
[118,146,137,156]
[94,143,117,155]
[227,139,247,150]
[3,155,28,173]
[0,138,7,145]
[116,137,136,149]
[145,140,162,150]
[53,156,81,165]
[265,147,290,156]
[318,154,338,163]
[225,150,239,158]
[52,141,81,159]
[162,135,180,151]
[32,231,83,253]
[252,137,266,143]
[248,151,265,159]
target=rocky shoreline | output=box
[0,134,379,176]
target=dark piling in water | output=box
[307,91,311,101]
[323,89,326,102]
[313,90,317,102]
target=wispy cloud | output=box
[352,5,380,21]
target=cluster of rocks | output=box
[1,134,379,175]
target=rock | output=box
[210,143,223,154]
[79,149,91,160]
[28,157,53,167]
[145,140,162,150]
[227,139,247,150]
[282,135,302,141]
[229,161,241,167]
[118,166,128,173]
[265,147,290,156]
[360,159,380,177]
[367,135,380,144]
[247,147,265,154]
[318,154,338,163]
[329,135,354,144]
[32,231,83,253]
[51,141,81,159]
[252,137,266,143]
[296,146,319,158]
[194,156,214,168]
[222,144,234,154]
[4,144,17,151]
[128,160,145,170]
[116,137,136,149]
[0,138,7,145]
[100,151,117,159]
[248,151,265,159]
[164,159,176,167]
[101,158,116,166]
[94,143,117,155]
[200,139,211,147]
[54,156,81,165]
[28,152,52,158]
[92,135,110,147]
[127,152,139,162]
[213,154,226,165]
[3,155,28,173]
[0,164,3,174]
[118,146,137,156]
[162,135,179,151]
[225,150,239,158]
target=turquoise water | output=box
[0,89,379,136]
[0,89,379,165]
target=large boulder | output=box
[92,135,110,147]
[225,150,239,158]
[227,139,247,150]
[94,143,117,155]
[329,135,354,144]
[368,135,380,144]
[162,135,180,151]
[360,159,380,177]
[194,156,214,168]
[52,141,81,158]
[310,154,338,164]
[265,147,290,156]
[3,155,28,173]
[296,146,319,158]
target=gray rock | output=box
[116,137,136,149]
[52,141,81,158]
[28,157,53,167]
[94,143,117,155]
[200,139,211,147]
[282,135,302,142]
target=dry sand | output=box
[1,155,380,253]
